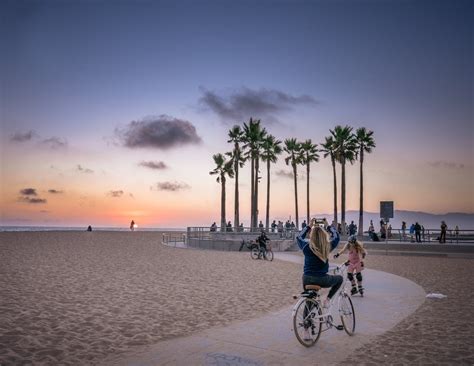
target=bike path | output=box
[108,253,426,366]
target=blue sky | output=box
[1,0,473,226]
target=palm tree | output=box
[227,125,246,230]
[330,125,357,232]
[355,127,376,236]
[209,153,234,231]
[242,118,266,230]
[300,139,319,225]
[261,134,282,230]
[284,138,302,228]
[320,136,338,225]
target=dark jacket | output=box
[296,226,340,277]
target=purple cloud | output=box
[115,115,202,150]
[138,161,168,170]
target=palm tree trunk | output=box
[221,176,226,232]
[358,149,364,236]
[266,159,270,231]
[293,162,299,228]
[332,157,338,225]
[234,158,239,230]
[250,156,255,230]
[254,155,259,229]
[306,162,310,225]
[341,159,346,233]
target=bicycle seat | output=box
[304,285,321,291]
[299,289,319,299]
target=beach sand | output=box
[0,232,301,365]
[1,232,473,365]
[333,255,474,365]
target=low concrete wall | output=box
[186,238,295,252]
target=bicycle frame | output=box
[292,263,350,324]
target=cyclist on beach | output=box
[334,235,367,296]
[296,218,341,308]
[256,230,269,258]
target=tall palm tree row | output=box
[209,153,234,231]
[300,139,319,225]
[320,136,338,225]
[330,125,357,232]
[261,134,282,230]
[211,118,376,234]
[355,127,376,235]
[284,138,303,229]
[227,125,246,230]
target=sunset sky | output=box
[1,0,473,228]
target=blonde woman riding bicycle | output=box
[296,218,342,308]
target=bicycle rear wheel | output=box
[293,298,322,347]
[265,250,274,261]
[339,293,355,335]
[250,247,260,260]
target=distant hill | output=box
[311,210,474,230]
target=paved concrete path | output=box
[107,253,426,366]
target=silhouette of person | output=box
[130,220,135,231]
[87,225,92,232]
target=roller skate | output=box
[350,286,358,296]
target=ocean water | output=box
[0,226,186,232]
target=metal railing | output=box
[364,229,474,244]
[162,233,187,247]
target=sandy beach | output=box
[1,232,473,365]
[334,255,474,365]
[0,232,301,365]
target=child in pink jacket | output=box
[334,235,367,296]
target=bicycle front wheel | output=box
[250,247,260,260]
[265,250,274,261]
[293,298,322,347]
[339,293,355,335]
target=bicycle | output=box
[239,239,258,252]
[250,242,274,261]
[291,262,355,347]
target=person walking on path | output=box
[401,221,407,241]
[440,221,447,243]
[334,235,367,296]
[414,222,422,243]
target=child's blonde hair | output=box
[348,240,364,253]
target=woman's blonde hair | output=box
[308,226,331,262]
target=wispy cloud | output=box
[115,115,202,150]
[138,160,168,170]
[10,131,67,149]
[275,170,294,179]
[199,87,318,123]
[428,161,465,169]
[48,189,64,194]
[18,188,47,203]
[10,130,38,142]
[42,137,68,149]
[151,181,191,192]
[20,188,38,196]
[107,190,124,198]
[77,165,94,174]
